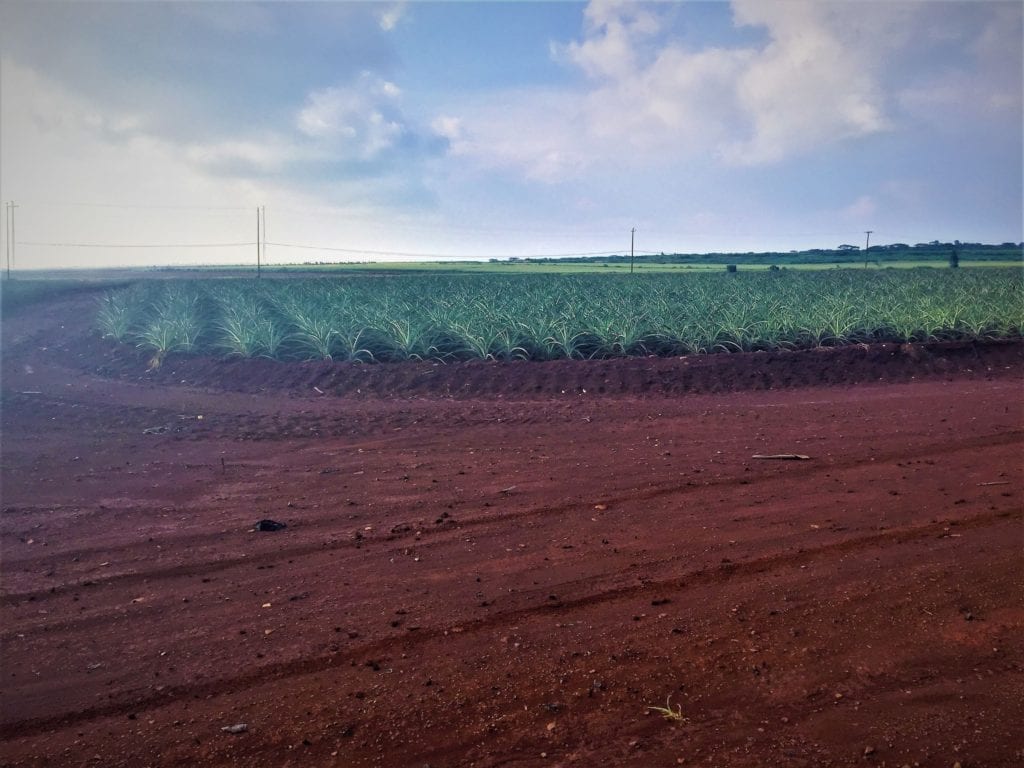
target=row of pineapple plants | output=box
[95,270,1024,365]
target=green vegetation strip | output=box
[96,270,1024,365]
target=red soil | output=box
[2,293,1022,768]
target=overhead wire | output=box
[15,201,254,212]
[9,201,941,262]
[264,241,631,259]
[16,241,256,249]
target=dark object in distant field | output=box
[255,519,287,532]
[726,264,738,273]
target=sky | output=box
[0,0,1021,269]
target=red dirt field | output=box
[2,293,1023,768]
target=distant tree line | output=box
[500,241,1023,266]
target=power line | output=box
[264,241,627,260]
[17,201,253,211]
[267,210,632,239]
[16,241,255,248]
[15,237,664,261]
[10,201,928,263]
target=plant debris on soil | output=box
[1,293,1022,767]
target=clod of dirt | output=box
[221,723,248,734]
[254,519,287,532]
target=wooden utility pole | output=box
[256,207,262,278]
[863,230,873,268]
[6,202,18,279]
[630,227,636,274]
[4,202,9,280]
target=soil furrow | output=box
[3,507,1017,739]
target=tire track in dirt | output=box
[3,425,1018,607]
[503,506,1021,615]
[2,506,1017,739]
[1,386,593,444]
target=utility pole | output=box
[256,206,261,278]
[4,202,9,280]
[6,202,18,279]
[630,227,636,274]
[260,206,266,275]
[863,230,873,268]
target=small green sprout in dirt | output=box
[647,696,686,722]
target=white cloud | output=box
[378,3,407,32]
[296,73,406,160]
[431,115,463,142]
[183,137,303,175]
[443,0,962,179]
[582,45,751,153]
[1,59,271,265]
[560,0,661,81]
[438,89,591,183]
[721,0,895,165]
[0,58,432,267]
